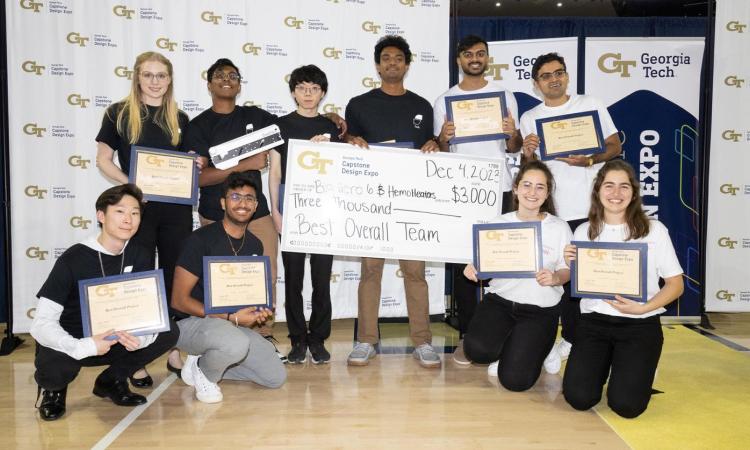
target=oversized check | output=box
[280,140,504,263]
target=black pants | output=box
[560,217,588,343]
[131,202,192,303]
[464,293,559,392]
[282,251,333,344]
[563,313,663,418]
[452,190,514,337]
[34,323,179,391]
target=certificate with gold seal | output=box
[536,110,606,160]
[78,269,170,337]
[128,146,199,205]
[445,92,509,144]
[571,241,648,302]
[472,222,542,279]
[203,256,273,314]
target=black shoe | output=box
[36,386,66,421]
[93,378,147,406]
[264,335,288,364]
[309,341,331,364]
[287,342,307,364]
[128,370,153,388]
[166,361,182,378]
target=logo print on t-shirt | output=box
[413,114,423,129]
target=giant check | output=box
[280,140,504,263]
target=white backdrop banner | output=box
[705,0,750,312]
[6,0,449,331]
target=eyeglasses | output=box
[537,69,567,82]
[294,85,322,95]
[139,72,170,82]
[213,72,241,82]
[227,193,257,203]
[460,50,487,59]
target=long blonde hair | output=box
[114,52,181,146]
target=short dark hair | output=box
[207,58,241,82]
[95,184,144,224]
[288,64,328,93]
[221,171,260,198]
[531,53,566,81]
[374,35,412,64]
[457,34,488,54]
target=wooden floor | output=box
[1,313,748,449]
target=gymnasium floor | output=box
[1,313,748,449]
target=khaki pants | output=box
[357,257,431,346]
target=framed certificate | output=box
[445,92,509,144]
[78,269,170,338]
[203,256,273,314]
[472,222,543,279]
[128,146,199,205]
[571,241,648,302]
[536,110,606,160]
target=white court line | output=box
[91,373,177,450]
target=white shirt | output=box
[434,81,519,192]
[573,220,683,319]
[485,212,572,308]
[519,94,618,221]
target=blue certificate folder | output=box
[571,241,648,303]
[128,145,199,205]
[472,221,543,279]
[445,91,509,144]
[203,256,273,314]
[78,269,170,338]
[535,110,606,160]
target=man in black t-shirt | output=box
[171,172,286,404]
[344,36,442,369]
[31,184,179,421]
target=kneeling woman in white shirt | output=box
[463,160,572,391]
[562,159,683,418]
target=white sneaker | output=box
[487,360,499,376]
[181,355,199,387]
[543,346,562,374]
[557,339,572,360]
[189,357,223,404]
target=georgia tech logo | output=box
[716,289,735,301]
[719,183,740,195]
[22,60,45,75]
[70,216,92,229]
[201,11,222,24]
[724,75,745,88]
[114,66,134,79]
[718,237,738,249]
[95,285,118,297]
[362,21,381,34]
[20,0,43,12]
[485,230,505,241]
[455,101,473,111]
[550,121,567,130]
[586,249,608,261]
[598,53,637,78]
[242,43,261,55]
[66,32,89,47]
[298,151,333,175]
[726,21,747,33]
[26,246,49,260]
[284,16,304,29]
[362,77,381,88]
[145,155,165,167]
[67,93,90,108]
[323,47,342,59]
[156,37,177,52]
[485,57,509,80]
[399,0,417,6]
[113,5,135,19]
[721,129,742,142]
[68,155,91,169]
[219,264,236,275]
[330,273,341,283]
[25,185,47,199]
[23,123,46,137]
[323,103,342,115]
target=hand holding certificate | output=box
[571,241,648,302]
[445,92,509,144]
[203,256,273,314]
[472,222,543,279]
[536,110,606,160]
[129,146,199,205]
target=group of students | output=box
[30,34,683,422]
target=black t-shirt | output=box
[96,102,190,175]
[36,242,153,338]
[276,111,340,185]
[176,221,264,304]
[345,89,434,149]
[183,106,277,221]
